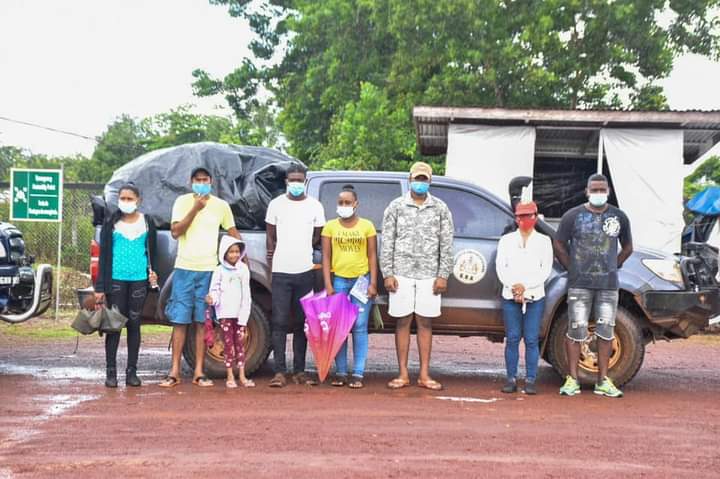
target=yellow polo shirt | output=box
[171,194,234,271]
[321,218,376,278]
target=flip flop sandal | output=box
[387,377,410,389]
[269,374,287,388]
[193,376,214,387]
[226,380,238,389]
[348,377,364,389]
[417,379,443,391]
[241,379,256,388]
[331,375,348,387]
[158,376,180,388]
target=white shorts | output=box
[388,275,442,318]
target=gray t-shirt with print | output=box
[556,204,632,290]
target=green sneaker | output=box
[559,375,581,396]
[594,377,623,398]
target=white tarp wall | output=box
[446,124,536,202]
[602,129,685,254]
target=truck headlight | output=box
[0,242,5,258]
[642,259,684,285]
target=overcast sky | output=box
[1,0,720,159]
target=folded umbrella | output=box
[300,290,359,383]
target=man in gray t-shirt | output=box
[554,174,633,398]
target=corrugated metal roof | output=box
[414,106,720,162]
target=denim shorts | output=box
[165,269,212,325]
[566,288,619,342]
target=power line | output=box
[0,115,97,142]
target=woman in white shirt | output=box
[495,201,553,395]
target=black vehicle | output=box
[0,222,53,323]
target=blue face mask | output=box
[287,182,306,197]
[410,181,430,195]
[192,183,211,196]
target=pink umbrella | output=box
[300,290,359,382]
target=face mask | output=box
[589,193,608,207]
[516,217,537,232]
[287,182,306,197]
[337,206,355,219]
[192,183,211,196]
[118,201,137,214]
[410,181,430,195]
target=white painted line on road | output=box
[435,396,501,404]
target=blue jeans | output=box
[333,275,372,378]
[502,298,545,383]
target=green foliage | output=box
[685,155,720,199]
[198,0,720,168]
[317,83,416,172]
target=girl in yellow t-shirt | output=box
[321,185,378,389]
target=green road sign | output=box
[10,169,63,222]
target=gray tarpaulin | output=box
[102,142,304,230]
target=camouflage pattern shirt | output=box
[380,193,454,280]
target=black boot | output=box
[105,367,118,388]
[126,366,142,387]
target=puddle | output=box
[1,393,99,448]
[0,364,103,381]
[0,363,161,382]
[435,395,501,404]
[34,394,99,420]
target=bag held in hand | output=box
[98,305,129,333]
[71,309,96,335]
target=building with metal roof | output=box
[412,106,720,253]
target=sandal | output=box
[269,373,287,388]
[387,377,410,389]
[192,376,214,387]
[331,375,348,387]
[292,372,318,386]
[158,376,180,388]
[348,376,364,389]
[417,378,443,391]
[240,379,256,388]
[226,379,238,389]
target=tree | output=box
[197,0,720,167]
[317,83,418,172]
[90,114,149,180]
[685,155,720,199]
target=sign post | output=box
[10,168,64,320]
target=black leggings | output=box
[105,280,147,369]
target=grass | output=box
[0,309,172,340]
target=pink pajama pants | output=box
[220,319,246,368]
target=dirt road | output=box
[1,329,718,478]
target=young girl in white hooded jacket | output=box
[205,235,254,388]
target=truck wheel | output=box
[182,302,271,379]
[546,305,645,387]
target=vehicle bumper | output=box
[640,288,720,338]
[0,264,53,324]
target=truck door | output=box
[430,185,511,334]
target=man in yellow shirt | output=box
[159,167,241,388]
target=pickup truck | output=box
[78,171,720,386]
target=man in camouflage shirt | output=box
[381,162,454,391]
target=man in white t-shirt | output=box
[265,164,325,388]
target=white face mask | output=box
[588,193,608,208]
[118,200,138,214]
[337,206,355,219]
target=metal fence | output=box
[0,182,104,306]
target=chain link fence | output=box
[0,182,104,307]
